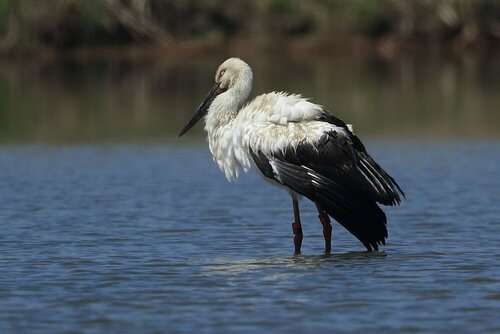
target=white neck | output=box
[203,72,253,181]
[204,70,253,133]
[204,92,242,132]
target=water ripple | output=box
[0,142,499,333]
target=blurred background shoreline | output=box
[1,0,500,60]
[0,0,499,143]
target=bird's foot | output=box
[292,221,303,255]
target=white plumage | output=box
[179,57,404,254]
[206,88,346,181]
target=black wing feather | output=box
[271,159,387,251]
[250,110,404,251]
[317,110,405,205]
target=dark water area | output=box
[1,141,499,333]
[0,52,499,143]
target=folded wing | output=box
[248,109,404,251]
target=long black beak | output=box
[178,83,224,137]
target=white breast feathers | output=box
[206,92,346,182]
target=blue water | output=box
[1,141,499,333]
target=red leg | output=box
[292,195,303,254]
[316,203,332,253]
[292,221,303,255]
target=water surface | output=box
[1,52,499,142]
[1,141,499,333]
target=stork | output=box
[179,58,404,254]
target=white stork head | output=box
[179,58,253,137]
[214,58,253,94]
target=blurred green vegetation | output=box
[0,0,499,53]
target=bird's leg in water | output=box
[291,195,303,255]
[316,203,332,254]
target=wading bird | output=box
[179,58,404,254]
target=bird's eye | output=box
[219,69,225,77]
